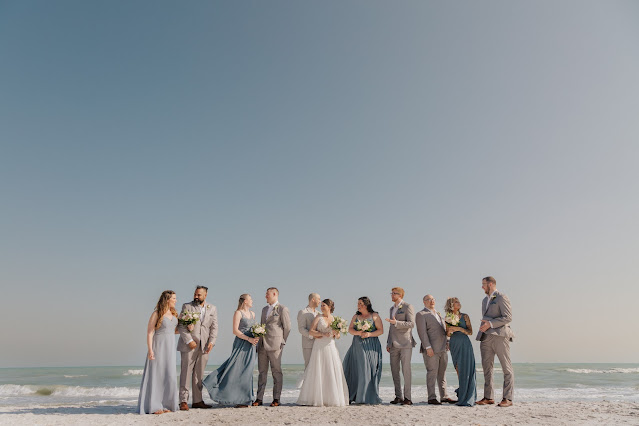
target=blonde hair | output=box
[444,297,460,314]
[391,287,405,298]
[154,290,178,329]
[237,294,250,310]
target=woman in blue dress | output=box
[445,297,477,407]
[203,294,259,408]
[342,297,384,404]
[137,290,180,415]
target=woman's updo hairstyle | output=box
[322,298,335,313]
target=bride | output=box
[297,299,349,407]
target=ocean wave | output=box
[123,369,144,376]
[63,375,88,378]
[0,384,138,398]
[565,368,639,374]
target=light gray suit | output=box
[476,290,514,400]
[387,302,416,401]
[416,308,450,401]
[297,306,317,368]
[256,303,291,401]
[177,302,218,404]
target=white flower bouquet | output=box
[251,323,267,337]
[445,312,460,326]
[330,316,348,335]
[354,318,374,335]
[178,311,200,332]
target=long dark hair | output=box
[355,296,376,315]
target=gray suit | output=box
[256,303,291,401]
[177,302,218,404]
[416,308,450,401]
[476,290,514,400]
[297,306,317,368]
[387,302,416,400]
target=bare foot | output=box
[153,410,164,415]
[163,409,171,413]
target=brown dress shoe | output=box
[441,398,457,404]
[179,402,189,411]
[498,399,513,407]
[270,399,280,407]
[428,399,442,405]
[476,398,495,405]
[390,397,403,404]
[401,399,413,405]
[191,401,212,409]
[252,399,263,406]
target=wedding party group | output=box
[136,277,514,415]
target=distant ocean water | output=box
[1,364,638,407]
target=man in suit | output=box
[297,292,322,369]
[416,294,455,405]
[476,276,515,407]
[385,286,416,405]
[253,287,291,407]
[177,285,218,410]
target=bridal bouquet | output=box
[330,316,348,335]
[354,318,374,335]
[251,323,267,337]
[445,312,460,326]
[178,311,200,332]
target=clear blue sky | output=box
[1,1,638,367]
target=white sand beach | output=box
[1,401,638,425]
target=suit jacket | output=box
[415,308,447,353]
[386,302,417,349]
[259,303,292,352]
[476,290,514,341]
[297,306,317,349]
[177,301,218,352]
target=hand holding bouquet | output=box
[178,311,200,333]
[445,312,460,337]
[354,318,374,338]
[330,316,348,337]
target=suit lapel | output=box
[482,296,489,315]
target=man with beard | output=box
[177,285,218,410]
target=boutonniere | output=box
[398,304,403,310]
[207,304,211,309]
[490,295,497,301]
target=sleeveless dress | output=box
[342,315,382,404]
[203,312,257,405]
[297,317,349,406]
[137,316,179,414]
[449,313,477,406]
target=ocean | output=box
[1,363,637,408]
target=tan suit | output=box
[256,303,291,401]
[297,306,317,368]
[177,302,218,404]
[476,290,514,400]
[416,308,450,401]
[386,302,416,400]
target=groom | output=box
[297,292,321,369]
[254,287,291,407]
[385,287,416,405]
[476,276,515,407]
[177,285,218,410]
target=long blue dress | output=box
[137,316,179,414]
[342,316,382,404]
[449,313,477,407]
[203,312,257,406]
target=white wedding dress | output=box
[297,317,349,407]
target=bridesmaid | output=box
[342,297,384,404]
[203,294,259,408]
[137,290,180,414]
[445,297,477,407]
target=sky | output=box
[1,1,638,368]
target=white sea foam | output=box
[0,385,38,396]
[0,384,138,399]
[565,368,639,374]
[123,369,144,376]
[63,375,88,378]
